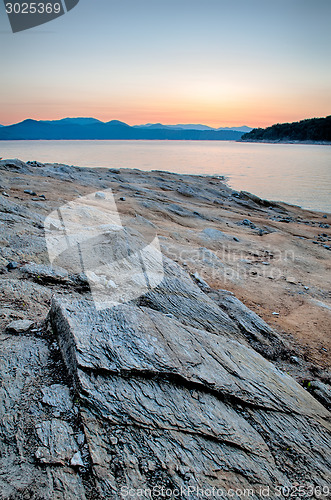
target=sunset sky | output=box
[0,0,330,127]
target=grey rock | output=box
[49,294,331,495]
[213,291,287,358]
[70,451,84,467]
[35,419,78,465]
[142,257,242,341]
[41,384,73,413]
[309,380,331,409]
[241,218,256,229]
[200,227,233,242]
[177,185,198,197]
[0,158,32,174]
[6,319,34,333]
[0,195,44,227]
[6,261,19,270]
[0,333,86,499]
[26,160,45,168]
[20,263,69,283]
[24,189,37,196]
[192,271,210,289]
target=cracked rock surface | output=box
[49,290,330,499]
[0,159,330,499]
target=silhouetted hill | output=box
[44,117,103,126]
[241,116,331,143]
[0,118,244,141]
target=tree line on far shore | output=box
[241,115,331,142]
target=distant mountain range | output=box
[0,118,251,141]
[241,116,331,143]
[133,123,252,133]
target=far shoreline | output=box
[239,139,331,146]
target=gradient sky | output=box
[0,0,330,127]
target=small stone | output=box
[6,261,19,270]
[286,277,297,284]
[304,286,309,290]
[24,189,37,196]
[233,237,239,242]
[119,196,126,201]
[110,436,118,445]
[39,194,46,199]
[2,192,9,197]
[148,460,156,471]
[76,433,85,446]
[70,451,84,467]
[272,312,279,316]
[290,356,300,364]
[323,215,327,218]
[193,272,209,289]
[6,319,34,333]
[261,261,270,265]
[95,192,106,199]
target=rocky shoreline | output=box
[0,158,330,499]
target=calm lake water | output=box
[1,140,330,213]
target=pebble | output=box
[233,237,239,242]
[272,312,279,316]
[24,189,37,196]
[70,451,84,467]
[7,261,19,270]
[76,433,85,446]
[2,192,9,197]
[119,196,126,201]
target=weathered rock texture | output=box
[1,159,331,499]
[49,266,331,498]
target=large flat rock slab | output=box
[50,297,331,498]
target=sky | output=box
[0,0,330,127]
